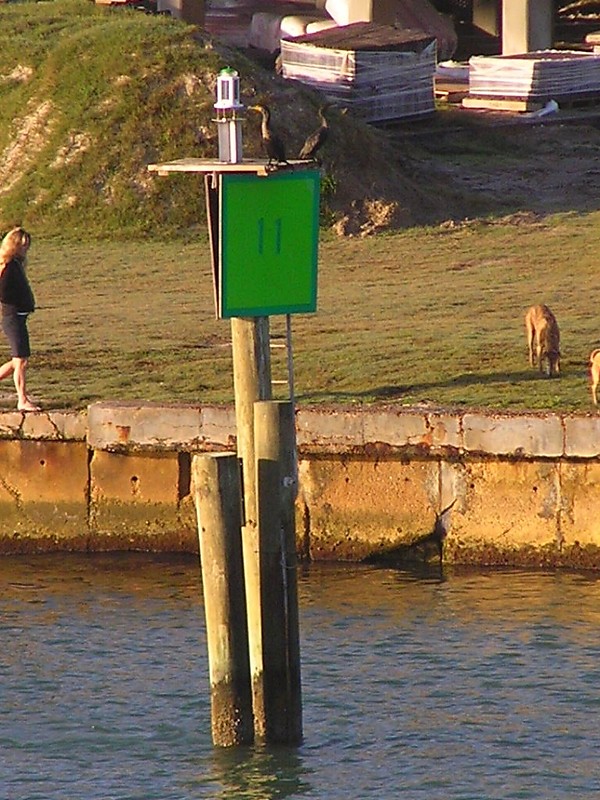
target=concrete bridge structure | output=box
[163,0,555,59]
[472,0,554,55]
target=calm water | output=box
[3,554,600,800]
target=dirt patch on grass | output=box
[384,110,600,226]
[0,99,53,195]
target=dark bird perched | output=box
[248,104,288,165]
[298,104,329,161]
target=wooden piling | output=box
[230,316,272,738]
[254,400,303,744]
[191,452,254,746]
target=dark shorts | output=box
[2,312,31,358]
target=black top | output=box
[0,258,35,313]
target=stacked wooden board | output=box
[463,50,600,112]
[280,22,437,122]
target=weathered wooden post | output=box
[230,315,272,738]
[191,452,254,746]
[254,400,302,743]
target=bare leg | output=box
[13,358,39,411]
[13,358,28,407]
[0,360,14,381]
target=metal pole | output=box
[285,313,295,404]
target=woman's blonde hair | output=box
[0,227,31,266]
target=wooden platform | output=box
[462,90,600,113]
[435,79,469,103]
[147,158,309,177]
[462,95,544,112]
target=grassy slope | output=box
[0,0,221,235]
[21,211,600,412]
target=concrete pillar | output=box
[157,0,204,25]
[502,0,553,55]
[473,0,500,37]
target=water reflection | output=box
[199,746,313,799]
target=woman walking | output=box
[0,227,40,411]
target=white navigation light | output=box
[214,67,244,163]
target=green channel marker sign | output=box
[219,170,320,318]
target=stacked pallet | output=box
[280,22,437,122]
[463,50,600,112]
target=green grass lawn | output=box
[13,209,600,413]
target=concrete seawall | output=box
[3,401,600,569]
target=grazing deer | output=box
[525,304,560,378]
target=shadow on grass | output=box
[301,370,551,402]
